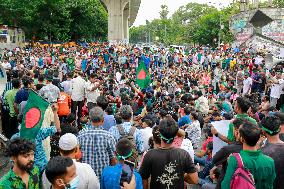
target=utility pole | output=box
[164,24,167,44]
[218,15,221,47]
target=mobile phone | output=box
[120,160,135,186]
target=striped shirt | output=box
[2,81,13,97]
[78,126,116,179]
[109,122,144,153]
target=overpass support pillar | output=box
[123,7,130,44]
[101,0,130,44]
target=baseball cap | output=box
[59,133,78,151]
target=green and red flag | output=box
[136,61,151,89]
[20,90,50,141]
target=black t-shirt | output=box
[212,142,242,189]
[280,133,284,142]
[262,143,284,189]
[139,148,196,189]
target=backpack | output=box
[230,153,256,189]
[117,124,137,152]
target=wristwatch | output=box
[214,133,219,137]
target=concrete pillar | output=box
[123,7,130,44]
[101,0,130,44]
[254,0,259,8]
[268,0,273,7]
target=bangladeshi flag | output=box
[136,61,151,89]
[20,90,50,141]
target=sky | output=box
[133,0,233,27]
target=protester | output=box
[85,73,100,112]
[97,95,116,131]
[0,41,283,189]
[11,103,61,172]
[3,78,21,138]
[45,156,78,189]
[212,97,257,143]
[109,105,144,153]
[221,121,276,189]
[101,138,143,189]
[139,116,198,189]
[77,106,116,178]
[38,74,60,103]
[261,116,284,189]
[42,133,100,189]
[70,70,86,125]
[212,118,243,189]
[185,111,201,149]
[0,138,40,188]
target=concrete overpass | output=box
[100,0,141,44]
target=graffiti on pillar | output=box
[231,19,247,33]
[235,27,253,43]
[262,18,284,42]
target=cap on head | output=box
[59,133,78,151]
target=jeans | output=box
[199,176,212,185]
[6,116,18,139]
[194,155,207,166]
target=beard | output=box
[17,160,34,172]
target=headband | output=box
[116,149,133,160]
[261,126,280,135]
[160,133,174,144]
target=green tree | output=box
[0,0,107,41]
[190,10,220,45]
[130,2,237,46]
[159,5,169,20]
[273,0,284,7]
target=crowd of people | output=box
[0,42,283,189]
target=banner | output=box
[212,120,230,156]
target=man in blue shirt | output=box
[109,105,144,153]
[101,138,143,189]
[14,76,32,114]
[178,105,192,128]
[143,54,151,70]
[97,95,116,131]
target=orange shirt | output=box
[57,92,71,116]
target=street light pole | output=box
[218,13,221,47]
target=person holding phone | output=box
[101,138,143,189]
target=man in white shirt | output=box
[38,75,60,103]
[195,91,209,116]
[60,72,73,95]
[270,71,284,107]
[85,73,100,112]
[235,66,244,95]
[42,133,100,189]
[71,71,86,125]
[140,119,154,152]
[242,72,252,96]
[1,59,11,70]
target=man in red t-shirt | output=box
[194,128,213,166]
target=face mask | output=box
[65,176,79,189]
